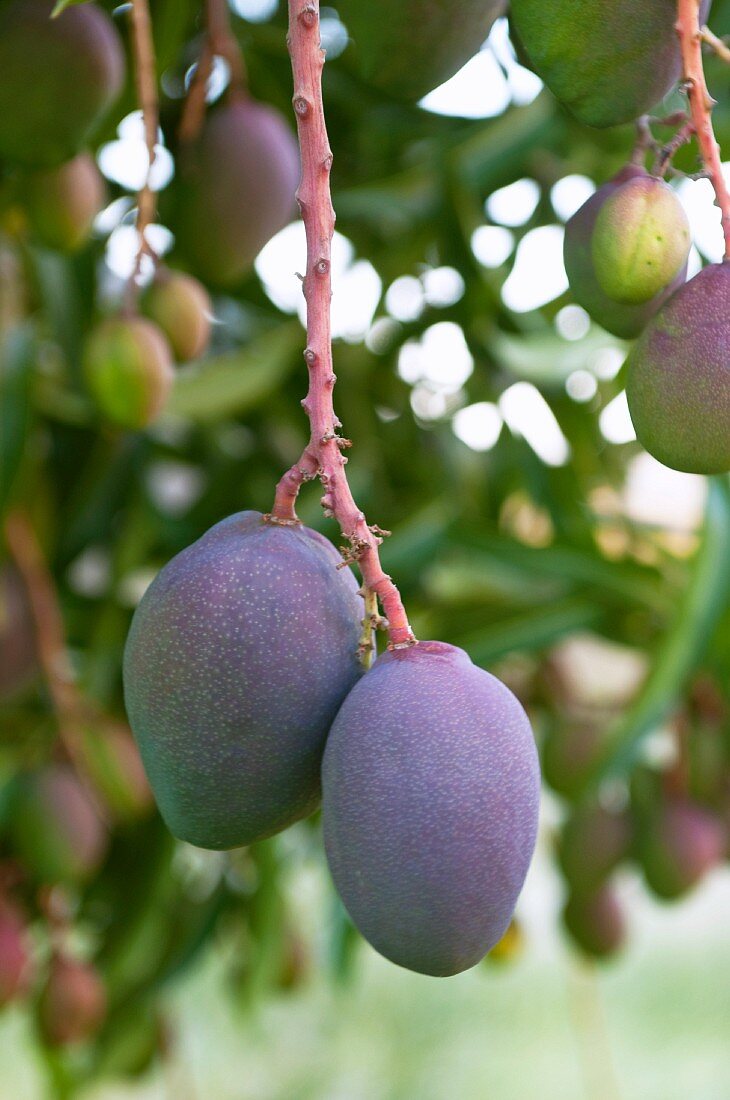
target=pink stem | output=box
[271,2,414,648]
[677,0,730,259]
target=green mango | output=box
[84,317,175,431]
[337,0,505,101]
[0,0,124,167]
[510,0,711,128]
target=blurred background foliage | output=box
[1,1,730,1097]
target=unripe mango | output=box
[11,765,108,884]
[143,273,212,362]
[592,176,690,305]
[38,954,107,1046]
[541,721,607,798]
[76,719,154,824]
[83,317,175,431]
[558,803,632,896]
[336,0,505,101]
[563,884,625,958]
[174,97,300,286]
[510,0,711,129]
[322,641,540,976]
[638,798,726,900]
[626,262,730,474]
[564,166,687,338]
[24,153,105,253]
[0,0,124,167]
[124,512,363,850]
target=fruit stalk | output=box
[3,512,90,781]
[271,1,414,648]
[677,0,730,258]
[128,0,159,290]
[178,0,247,143]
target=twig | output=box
[269,2,414,649]
[677,0,730,259]
[701,24,730,64]
[128,0,160,295]
[652,121,695,176]
[4,512,83,764]
[178,0,247,144]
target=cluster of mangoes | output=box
[0,0,300,432]
[0,563,156,1045]
[124,513,541,976]
[1,0,728,993]
[543,667,730,957]
[509,0,728,476]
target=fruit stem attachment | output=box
[128,0,159,297]
[676,0,730,259]
[270,1,415,648]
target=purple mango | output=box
[174,96,300,286]
[626,262,730,474]
[124,512,363,850]
[322,641,540,976]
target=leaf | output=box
[450,598,604,666]
[584,478,730,788]
[51,0,89,16]
[0,327,34,518]
[166,323,302,422]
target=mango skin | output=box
[143,273,212,362]
[0,0,125,167]
[83,317,175,431]
[511,0,711,129]
[638,799,726,900]
[337,0,505,101]
[38,955,107,1047]
[24,153,105,252]
[563,885,625,958]
[626,262,730,474]
[10,765,108,884]
[564,166,687,339]
[558,803,632,896]
[174,97,300,286]
[124,512,363,850]
[592,176,691,305]
[322,641,540,977]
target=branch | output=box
[4,511,84,767]
[701,25,730,64]
[677,0,730,259]
[128,0,159,294]
[270,2,414,649]
[178,0,247,144]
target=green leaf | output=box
[584,478,730,788]
[0,326,34,517]
[451,598,604,666]
[51,0,89,16]
[167,323,302,422]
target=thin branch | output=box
[701,24,730,64]
[269,2,414,649]
[652,121,695,176]
[4,512,83,766]
[178,0,247,144]
[128,0,160,295]
[3,512,114,823]
[677,0,730,259]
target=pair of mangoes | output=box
[124,512,540,976]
